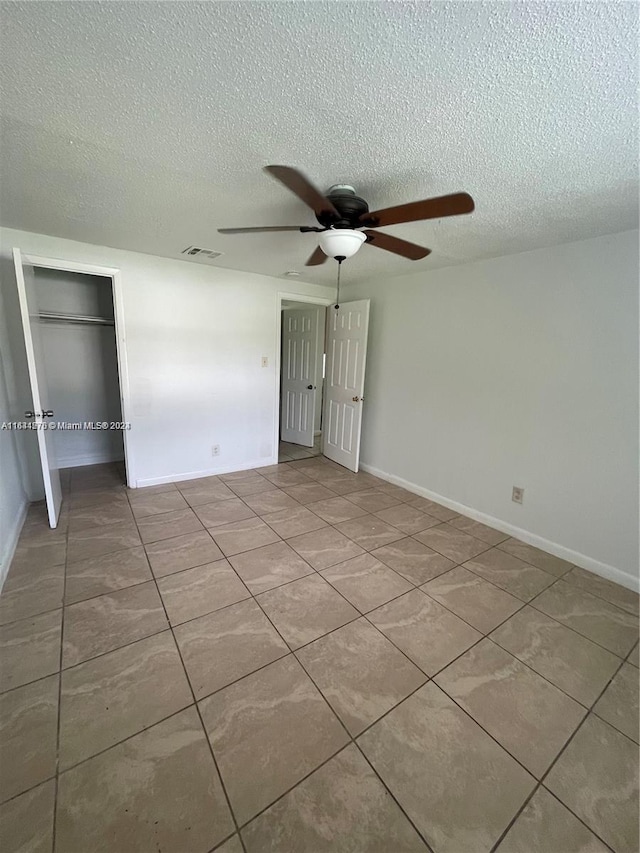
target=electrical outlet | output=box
[512,486,524,504]
[261,356,269,368]
[212,445,221,457]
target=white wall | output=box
[345,230,639,589]
[35,268,124,467]
[0,228,334,492]
[0,281,28,587]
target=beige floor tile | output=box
[422,566,522,633]
[0,610,62,693]
[0,674,58,802]
[372,537,455,585]
[288,526,365,570]
[375,483,419,502]
[414,523,489,563]
[217,835,244,853]
[137,507,203,544]
[179,480,237,506]
[448,515,509,545]
[242,744,428,852]
[498,538,574,577]
[321,476,371,496]
[321,553,413,613]
[262,468,313,487]
[407,497,459,521]
[62,581,168,667]
[145,530,224,577]
[242,489,300,515]
[127,482,178,496]
[157,560,250,625]
[56,707,234,853]
[336,515,405,551]
[0,562,65,626]
[228,540,314,594]
[545,714,639,853]
[228,477,276,497]
[59,631,192,768]
[194,497,256,528]
[593,662,639,742]
[463,548,556,601]
[435,639,586,777]
[261,505,328,539]
[67,521,141,564]
[128,489,188,518]
[358,682,535,853]
[175,599,289,699]
[68,500,135,531]
[308,496,369,524]
[257,574,359,649]
[628,643,639,667]
[374,503,440,534]
[532,581,639,657]
[564,566,639,616]
[297,619,426,735]
[210,516,281,557]
[283,482,337,504]
[490,606,621,706]
[219,469,262,482]
[9,536,67,574]
[0,780,55,853]
[67,487,127,509]
[496,787,609,853]
[64,546,151,604]
[200,656,349,824]
[368,589,481,675]
[344,489,403,513]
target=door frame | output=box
[274,292,333,462]
[18,253,134,487]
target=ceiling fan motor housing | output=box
[321,185,369,228]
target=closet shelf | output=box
[37,311,115,327]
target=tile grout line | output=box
[125,484,251,853]
[489,647,632,853]
[5,461,638,850]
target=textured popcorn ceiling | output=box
[0,1,637,284]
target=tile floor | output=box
[1,459,638,853]
[278,434,322,462]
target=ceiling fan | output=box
[218,165,474,266]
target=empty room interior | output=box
[0,3,638,853]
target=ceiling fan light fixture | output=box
[318,229,366,260]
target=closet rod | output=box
[38,311,115,327]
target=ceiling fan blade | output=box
[305,245,328,266]
[362,192,474,227]
[218,225,308,235]
[364,230,431,260]
[265,165,340,220]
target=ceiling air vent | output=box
[180,246,223,263]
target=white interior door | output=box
[13,248,62,527]
[280,307,319,447]
[323,299,370,472]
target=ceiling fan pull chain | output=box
[335,258,343,309]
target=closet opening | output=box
[35,267,126,473]
[13,249,132,526]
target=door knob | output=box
[307,385,316,390]
[42,411,54,417]
[352,396,365,403]
[24,410,34,418]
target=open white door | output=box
[13,248,62,527]
[280,307,319,447]
[323,299,370,472]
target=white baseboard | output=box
[0,498,28,593]
[135,457,278,488]
[360,462,639,594]
[58,452,124,468]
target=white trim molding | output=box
[0,497,28,593]
[360,462,640,594]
